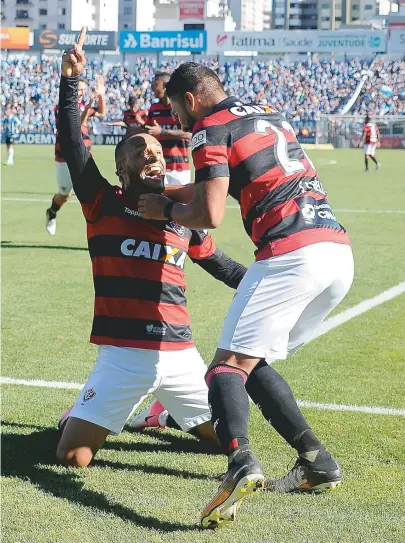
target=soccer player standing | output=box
[3,106,21,166]
[144,72,191,185]
[139,63,354,528]
[359,115,381,172]
[45,75,106,235]
[104,95,147,135]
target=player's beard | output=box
[140,174,165,195]
[182,114,196,132]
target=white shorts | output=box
[56,161,73,195]
[218,242,354,363]
[165,170,191,185]
[364,144,377,156]
[69,345,211,435]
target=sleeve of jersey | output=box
[192,122,230,183]
[188,230,247,290]
[58,76,108,220]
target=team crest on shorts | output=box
[83,387,96,403]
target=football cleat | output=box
[265,451,342,493]
[46,208,57,236]
[129,400,167,430]
[201,445,264,529]
[375,162,381,172]
[58,407,72,432]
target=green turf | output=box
[1,146,405,542]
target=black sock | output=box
[246,359,324,454]
[166,415,182,431]
[365,157,369,170]
[370,155,377,164]
[206,365,249,455]
[50,197,61,214]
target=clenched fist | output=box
[61,26,87,78]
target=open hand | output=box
[95,74,105,97]
[61,26,87,78]
[144,120,163,137]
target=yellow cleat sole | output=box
[201,474,264,529]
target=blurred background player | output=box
[45,75,106,235]
[359,115,381,172]
[144,71,191,185]
[3,106,21,166]
[104,95,147,135]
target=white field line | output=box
[1,281,405,417]
[1,376,404,417]
[310,281,405,342]
[2,197,405,215]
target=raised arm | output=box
[58,27,107,206]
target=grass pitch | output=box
[1,145,404,543]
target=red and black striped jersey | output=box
[363,122,379,144]
[82,183,219,350]
[54,102,95,163]
[147,101,190,172]
[123,108,148,133]
[191,97,350,260]
[59,76,247,351]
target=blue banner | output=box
[119,30,206,52]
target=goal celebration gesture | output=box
[61,26,87,78]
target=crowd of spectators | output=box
[1,54,404,134]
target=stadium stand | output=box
[1,55,404,134]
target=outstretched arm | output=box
[58,27,108,207]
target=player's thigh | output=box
[55,161,73,195]
[288,244,354,353]
[364,144,372,156]
[217,253,327,363]
[165,170,191,185]
[68,345,159,436]
[155,348,211,432]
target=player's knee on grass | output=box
[56,417,109,468]
[56,443,94,467]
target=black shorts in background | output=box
[6,137,15,146]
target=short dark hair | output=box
[165,62,223,100]
[365,115,370,123]
[154,71,171,81]
[128,95,137,106]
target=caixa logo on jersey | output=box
[297,197,338,224]
[229,103,274,117]
[121,239,186,269]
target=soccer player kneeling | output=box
[56,31,245,523]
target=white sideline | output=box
[309,281,405,342]
[2,281,405,417]
[1,376,404,417]
[2,197,405,214]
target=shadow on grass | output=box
[1,421,203,533]
[1,241,87,251]
[120,427,222,456]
